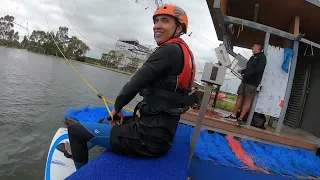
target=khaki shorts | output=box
[237,83,257,98]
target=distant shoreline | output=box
[0,46,133,76]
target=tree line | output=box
[0,15,145,73]
[0,15,90,61]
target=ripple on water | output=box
[0,47,140,180]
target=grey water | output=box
[0,47,140,180]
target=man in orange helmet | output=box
[66,4,196,170]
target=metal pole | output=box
[263,33,270,56]
[276,40,300,134]
[246,32,270,125]
[189,84,213,165]
[27,22,29,38]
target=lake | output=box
[0,47,141,180]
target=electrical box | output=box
[215,45,231,68]
[201,63,227,86]
[234,53,248,69]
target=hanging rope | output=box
[50,37,133,117]
[44,0,133,123]
[51,37,116,121]
[237,19,244,38]
[304,45,315,56]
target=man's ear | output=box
[175,25,183,35]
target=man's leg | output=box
[237,84,256,126]
[227,83,245,120]
[232,95,243,116]
[68,122,113,170]
[239,96,253,119]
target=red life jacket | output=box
[164,38,196,91]
[142,37,196,112]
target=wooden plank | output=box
[182,110,317,151]
[293,16,300,36]
[283,16,300,48]
[221,0,228,15]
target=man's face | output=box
[153,15,181,45]
[252,44,262,54]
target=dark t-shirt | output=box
[242,52,267,87]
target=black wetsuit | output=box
[111,43,185,157]
[68,42,188,164]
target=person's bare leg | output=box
[239,96,253,119]
[232,95,243,116]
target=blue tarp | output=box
[282,48,294,73]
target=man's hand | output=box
[136,109,141,118]
[238,69,243,74]
[109,109,124,126]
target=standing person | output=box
[227,43,266,126]
[66,4,196,170]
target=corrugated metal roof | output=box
[306,0,320,7]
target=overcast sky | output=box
[1,0,253,93]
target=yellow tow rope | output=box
[49,36,134,122]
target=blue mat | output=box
[64,105,133,123]
[66,124,191,180]
[190,128,243,168]
[64,106,320,179]
[189,158,299,180]
[241,139,320,177]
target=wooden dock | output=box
[181,109,319,151]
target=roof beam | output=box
[283,16,300,48]
[224,15,320,49]
[213,0,226,34]
[224,16,296,40]
[301,38,320,49]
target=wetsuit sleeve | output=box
[243,55,267,80]
[114,44,179,113]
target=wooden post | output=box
[283,16,300,48]
[293,16,300,36]
[221,0,228,15]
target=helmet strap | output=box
[169,26,179,40]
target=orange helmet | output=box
[153,4,188,34]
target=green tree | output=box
[28,30,47,53]
[0,15,14,40]
[126,57,140,72]
[21,35,29,49]
[42,31,61,56]
[0,15,92,62]
[0,15,20,47]
[101,50,125,68]
[65,36,90,60]
[56,26,69,49]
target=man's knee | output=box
[68,123,94,140]
[68,123,80,137]
[67,123,77,134]
[237,95,244,100]
[244,96,254,104]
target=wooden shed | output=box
[183,0,320,151]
